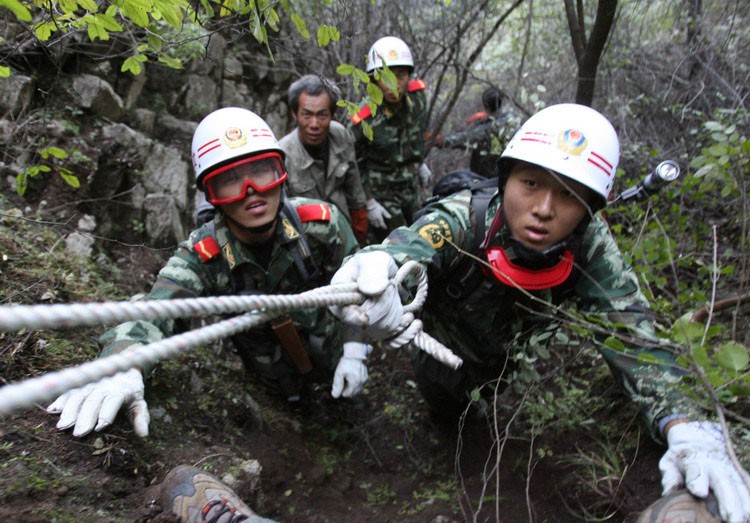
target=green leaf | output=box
[157,55,182,69]
[691,345,711,368]
[76,0,99,11]
[603,336,626,351]
[38,165,52,173]
[41,147,68,160]
[34,21,57,41]
[59,168,80,188]
[714,342,749,372]
[670,314,706,346]
[0,0,32,22]
[362,120,373,141]
[337,64,355,75]
[366,82,383,105]
[0,65,10,77]
[316,25,330,47]
[152,0,185,28]
[15,172,27,196]
[290,13,309,38]
[122,55,145,75]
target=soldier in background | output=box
[331,103,750,523]
[280,75,369,244]
[435,87,520,178]
[348,36,430,243]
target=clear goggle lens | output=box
[203,152,287,205]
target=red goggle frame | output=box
[202,152,287,205]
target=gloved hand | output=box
[331,341,372,398]
[366,198,392,229]
[46,368,150,438]
[660,421,750,523]
[419,163,433,188]
[330,251,404,340]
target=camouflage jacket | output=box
[348,80,428,198]
[441,110,521,178]
[280,121,367,223]
[100,197,358,375]
[366,189,685,440]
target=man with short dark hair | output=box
[280,74,369,243]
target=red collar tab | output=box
[193,237,221,263]
[350,105,372,125]
[407,79,427,92]
[485,248,574,290]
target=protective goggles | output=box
[203,152,287,205]
[485,246,574,290]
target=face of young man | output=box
[375,66,411,106]
[502,162,593,251]
[205,156,285,243]
[292,92,332,147]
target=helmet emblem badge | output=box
[557,129,588,156]
[223,127,247,148]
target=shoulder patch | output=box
[296,203,331,223]
[193,237,220,263]
[408,79,427,92]
[350,105,372,126]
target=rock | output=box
[0,74,33,117]
[72,74,124,121]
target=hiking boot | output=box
[161,464,276,523]
[637,489,721,523]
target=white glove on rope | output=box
[46,368,150,438]
[331,341,372,398]
[330,251,404,340]
[366,198,392,229]
[660,421,750,523]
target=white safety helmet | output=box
[499,103,619,208]
[191,107,285,189]
[365,36,414,73]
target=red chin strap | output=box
[485,248,574,290]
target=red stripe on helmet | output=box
[590,151,613,169]
[587,157,612,177]
[198,143,222,158]
[197,138,220,153]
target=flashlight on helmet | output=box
[619,160,681,202]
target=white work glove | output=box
[419,163,433,188]
[660,421,750,523]
[366,198,392,229]
[331,341,372,398]
[46,368,150,438]
[330,251,404,340]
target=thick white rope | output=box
[0,261,462,414]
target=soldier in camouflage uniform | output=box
[436,87,520,178]
[348,36,429,243]
[332,104,750,523]
[47,108,368,441]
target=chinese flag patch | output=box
[193,237,220,262]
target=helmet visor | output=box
[203,152,287,205]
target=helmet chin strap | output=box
[481,204,587,290]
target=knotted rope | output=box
[0,261,462,415]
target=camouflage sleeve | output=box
[442,120,491,150]
[347,118,372,199]
[408,90,428,162]
[576,217,689,443]
[302,200,359,279]
[341,127,368,210]
[99,237,218,376]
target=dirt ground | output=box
[0,337,665,523]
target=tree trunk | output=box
[563,0,618,106]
